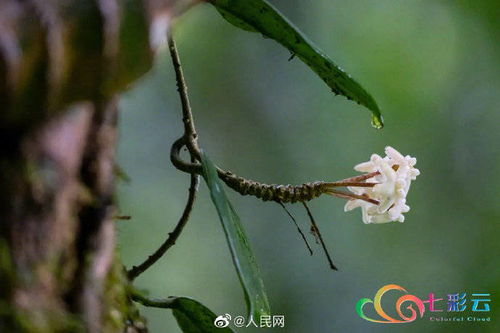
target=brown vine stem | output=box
[168,32,200,157]
[127,33,201,281]
[302,202,337,270]
[127,172,199,280]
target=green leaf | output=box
[171,297,234,333]
[200,151,270,321]
[216,8,258,32]
[209,0,383,128]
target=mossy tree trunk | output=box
[0,0,190,331]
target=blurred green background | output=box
[117,0,500,332]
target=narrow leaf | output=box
[209,0,383,128]
[200,151,270,321]
[171,297,234,333]
[216,8,258,32]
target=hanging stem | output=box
[302,202,337,270]
[279,202,313,255]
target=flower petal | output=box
[354,161,375,173]
[344,147,419,224]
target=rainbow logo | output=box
[356,284,425,323]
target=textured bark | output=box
[0,0,192,331]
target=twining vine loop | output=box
[171,138,332,203]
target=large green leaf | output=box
[200,151,270,321]
[209,0,383,128]
[171,297,234,333]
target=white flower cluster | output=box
[344,146,420,224]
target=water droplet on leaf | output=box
[371,114,384,129]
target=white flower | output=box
[344,146,420,224]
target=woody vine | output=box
[127,3,420,329]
